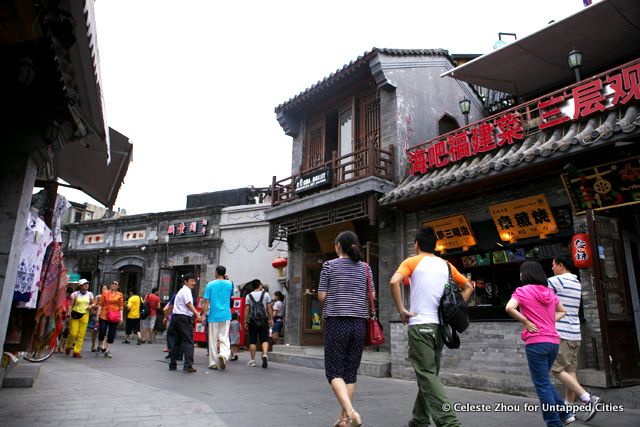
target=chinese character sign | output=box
[408,59,640,176]
[167,219,209,239]
[489,195,558,241]
[123,230,146,241]
[83,234,105,244]
[423,215,476,251]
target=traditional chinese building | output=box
[266,48,482,346]
[381,0,640,399]
[63,188,286,302]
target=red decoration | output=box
[495,112,524,146]
[572,80,606,119]
[167,224,175,235]
[470,122,495,154]
[538,95,570,129]
[571,233,592,269]
[271,258,288,269]
[409,148,428,175]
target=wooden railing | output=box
[271,144,394,206]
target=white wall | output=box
[218,204,288,294]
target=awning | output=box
[380,106,640,208]
[442,0,640,97]
[53,128,132,208]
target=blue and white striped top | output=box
[318,258,371,319]
[547,273,582,341]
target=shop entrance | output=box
[119,265,142,294]
[588,208,640,386]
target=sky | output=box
[58,0,594,215]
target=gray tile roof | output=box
[275,48,451,113]
[380,105,640,206]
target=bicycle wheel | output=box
[23,315,60,363]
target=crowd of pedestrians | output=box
[56,226,604,427]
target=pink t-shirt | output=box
[511,284,560,345]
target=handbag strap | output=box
[363,262,376,319]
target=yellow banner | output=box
[489,195,558,242]
[423,215,476,251]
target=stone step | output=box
[439,370,537,398]
[2,362,40,388]
[269,345,391,378]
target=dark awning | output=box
[54,128,132,208]
[442,0,640,97]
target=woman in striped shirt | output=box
[318,230,370,427]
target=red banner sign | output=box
[408,58,640,176]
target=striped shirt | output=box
[548,273,582,340]
[318,258,370,319]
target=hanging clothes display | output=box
[36,242,69,321]
[51,194,71,243]
[14,210,53,307]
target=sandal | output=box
[348,409,362,427]
[333,417,349,427]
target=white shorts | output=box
[142,315,157,330]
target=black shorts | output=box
[126,318,141,334]
[248,323,269,345]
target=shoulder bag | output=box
[438,262,469,349]
[105,291,122,323]
[364,262,385,346]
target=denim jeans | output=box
[525,342,571,427]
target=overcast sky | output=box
[58,0,593,215]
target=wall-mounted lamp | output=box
[459,99,471,126]
[568,49,583,82]
[140,245,147,252]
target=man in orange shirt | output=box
[390,226,473,427]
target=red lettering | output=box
[428,140,449,168]
[538,95,570,129]
[470,123,496,154]
[495,112,525,146]
[572,79,606,119]
[408,148,429,175]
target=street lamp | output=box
[459,99,471,126]
[568,49,583,82]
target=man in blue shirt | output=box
[201,265,234,370]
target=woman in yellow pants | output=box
[65,279,95,358]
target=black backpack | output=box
[438,262,469,349]
[139,295,149,320]
[248,291,268,327]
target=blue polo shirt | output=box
[203,279,233,322]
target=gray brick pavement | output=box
[0,342,638,426]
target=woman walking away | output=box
[65,279,95,358]
[96,280,124,358]
[318,230,369,427]
[506,261,573,427]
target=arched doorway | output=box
[119,265,142,294]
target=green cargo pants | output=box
[408,324,460,427]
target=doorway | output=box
[119,265,142,294]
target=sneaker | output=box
[218,355,227,370]
[262,355,268,369]
[247,360,256,367]
[90,348,96,352]
[169,365,177,371]
[122,340,130,344]
[138,339,145,345]
[164,354,171,359]
[561,413,576,425]
[183,367,197,373]
[100,347,106,353]
[104,351,112,358]
[230,355,238,361]
[208,364,218,370]
[584,395,600,422]
[72,352,82,358]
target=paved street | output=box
[1,342,638,427]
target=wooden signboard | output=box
[423,214,476,251]
[561,156,640,214]
[490,195,558,242]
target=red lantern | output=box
[571,233,592,269]
[272,257,288,277]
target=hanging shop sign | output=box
[423,214,476,252]
[490,195,558,242]
[294,167,332,195]
[561,156,640,214]
[408,58,640,176]
[84,233,105,244]
[167,219,208,238]
[571,233,593,269]
[123,230,146,241]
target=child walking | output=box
[229,312,241,361]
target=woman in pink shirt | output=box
[506,261,572,427]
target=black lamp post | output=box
[568,49,583,82]
[459,99,471,126]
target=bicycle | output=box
[22,312,63,363]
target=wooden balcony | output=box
[271,144,395,207]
